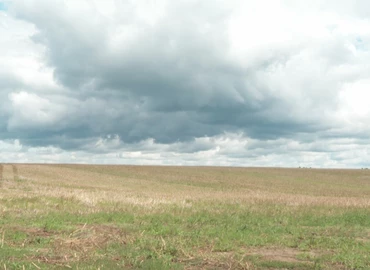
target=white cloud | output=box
[0,11,53,89]
[8,91,68,129]
[1,132,369,168]
[338,79,370,118]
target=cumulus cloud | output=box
[0,0,370,167]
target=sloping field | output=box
[0,164,370,269]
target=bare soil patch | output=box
[245,247,315,263]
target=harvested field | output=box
[0,164,370,269]
[0,164,3,187]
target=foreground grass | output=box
[0,164,370,269]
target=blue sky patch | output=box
[0,2,6,11]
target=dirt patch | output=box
[245,247,315,263]
[181,256,250,270]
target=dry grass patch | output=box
[20,224,131,267]
[6,164,370,208]
[1,164,14,182]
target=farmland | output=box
[0,164,370,269]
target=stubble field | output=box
[0,164,369,269]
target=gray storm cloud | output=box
[0,0,370,167]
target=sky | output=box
[0,0,370,167]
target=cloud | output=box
[1,133,370,168]
[0,0,370,167]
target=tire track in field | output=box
[12,164,19,181]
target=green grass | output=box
[1,200,370,269]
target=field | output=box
[0,164,370,269]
